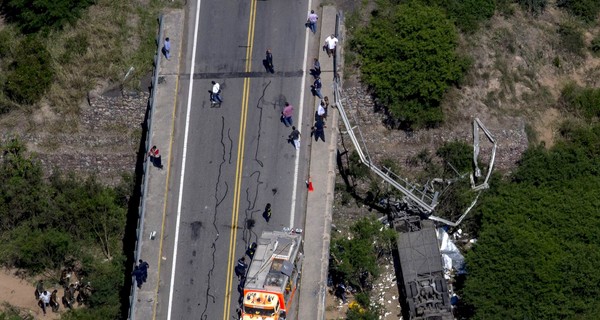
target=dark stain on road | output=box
[190,221,202,240]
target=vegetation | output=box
[4,35,54,105]
[517,0,547,15]
[329,217,396,292]
[462,123,600,319]
[559,82,600,119]
[0,140,130,319]
[424,0,496,32]
[557,22,586,57]
[590,34,600,56]
[557,0,600,23]
[1,0,96,34]
[352,1,468,129]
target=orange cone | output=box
[307,177,314,192]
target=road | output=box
[156,0,314,319]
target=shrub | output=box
[558,22,586,57]
[1,0,96,34]
[557,0,600,23]
[517,0,548,15]
[590,34,600,56]
[4,36,54,105]
[559,82,600,119]
[352,2,466,129]
[425,0,496,32]
[436,141,473,174]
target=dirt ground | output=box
[0,269,61,319]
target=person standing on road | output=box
[324,34,338,58]
[307,10,318,34]
[132,266,144,289]
[311,58,321,78]
[312,77,323,99]
[281,102,294,127]
[317,100,327,120]
[50,289,60,312]
[163,37,171,60]
[263,203,272,222]
[265,49,274,73]
[235,257,248,280]
[312,117,326,142]
[210,81,223,103]
[289,126,301,150]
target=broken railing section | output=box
[333,80,496,227]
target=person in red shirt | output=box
[281,102,294,127]
[147,146,163,169]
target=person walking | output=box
[235,257,248,280]
[281,102,294,127]
[262,203,272,222]
[210,81,223,103]
[147,146,163,169]
[312,77,323,99]
[306,10,318,34]
[265,49,274,73]
[311,58,321,78]
[38,290,51,315]
[324,34,338,58]
[317,100,327,120]
[289,126,301,150]
[312,118,326,142]
[163,37,171,60]
[246,242,257,259]
[138,260,149,283]
[35,280,44,300]
[50,289,60,312]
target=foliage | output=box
[352,1,467,129]
[346,292,381,320]
[462,123,600,319]
[517,0,547,15]
[424,0,496,32]
[590,34,600,56]
[557,22,586,57]
[4,36,54,105]
[436,141,473,175]
[559,82,600,119]
[348,150,370,181]
[1,0,96,34]
[329,217,396,291]
[0,139,129,318]
[557,0,600,23]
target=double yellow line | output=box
[222,0,258,319]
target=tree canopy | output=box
[462,124,600,319]
[352,1,468,129]
[1,0,96,34]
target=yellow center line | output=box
[223,0,258,319]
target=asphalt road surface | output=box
[157,0,314,319]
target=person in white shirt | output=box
[317,100,327,120]
[324,34,338,58]
[39,290,51,315]
[210,81,222,103]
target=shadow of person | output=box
[262,59,274,73]
[310,68,321,78]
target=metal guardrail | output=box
[127,14,164,320]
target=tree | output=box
[352,2,468,129]
[4,36,54,105]
[462,124,600,319]
[424,0,496,32]
[1,0,96,34]
[557,0,600,23]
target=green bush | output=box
[436,141,473,174]
[425,0,496,32]
[557,0,600,23]
[2,0,96,34]
[517,0,548,15]
[352,2,466,129]
[590,34,600,56]
[558,22,586,57]
[559,82,600,119]
[4,36,54,105]
[463,124,600,318]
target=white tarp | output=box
[437,228,466,274]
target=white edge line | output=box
[290,0,313,229]
[166,0,201,319]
